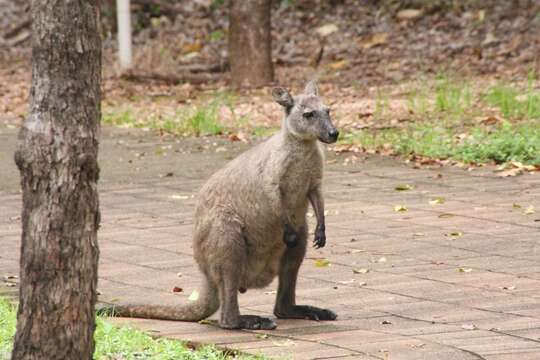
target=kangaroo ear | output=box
[272,87,294,108]
[303,80,319,96]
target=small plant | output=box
[184,103,223,136]
[209,30,225,42]
[485,82,540,120]
[456,121,540,164]
[102,109,141,127]
[407,74,474,121]
[374,88,390,120]
[407,86,430,116]
[433,74,473,119]
[102,92,236,137]
[182,92,235,136]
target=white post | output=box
[116,0,132,69]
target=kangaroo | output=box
[103,81,339,330]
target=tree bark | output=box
[229,0,273,88]
[12,1,101,359]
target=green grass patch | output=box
[342,121,540,165]
[0,298,16,358]
[485,84,540,120]
[0,298,264,360]
[350,75,540,166]
[407,74,474,121]
[102,92,236,136]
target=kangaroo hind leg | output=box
[208,220,277,330]
[274,224,337,321]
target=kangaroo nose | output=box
[328,129,339,141]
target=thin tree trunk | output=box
[12,1,101,359]
[229,0,273,88]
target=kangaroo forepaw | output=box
[275,305,337,321]
[283,223,300,248]
[313,225,326,249]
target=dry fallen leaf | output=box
[445,231,463,238]
[328,60,348,71]
[171,194,189,200]
[316,23,338,37]
[377,257,387,263]
[359,32,388,49]
[172,286,183,293]
[353,268,370,274]
[182,41,202,54]
[438,213,455,219]
[429,197,445,205]
[396,9,423,21]
[524,205,535,215]
[477,115,502,125]
[394,205,408,212]
[395,184,413,191]
[461,323,477,330]
[459,268,473,273]
[497,168,522,177]
[314,259,331,267]
[229,131,249,143]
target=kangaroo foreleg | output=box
[308,186,326,249]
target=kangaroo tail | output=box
[98,278,219,322]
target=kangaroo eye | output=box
[325,108,331,115]
[303,111,315,118]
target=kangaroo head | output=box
[272,81,339,144]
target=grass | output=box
[342,74,540,166]
[0,298,16,359]
[343,121,540,165]
[102,90,283,140]
[485,81,540,120]
[0,298,264,360]
[101,71,540,167]
[407,74,474,121]
[103,92,234,137]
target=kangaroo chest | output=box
[278,149,322,213]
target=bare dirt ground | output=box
[1,1,539,131]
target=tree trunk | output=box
[229,0,273,88]
[12,1,101,359]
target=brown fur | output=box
[101,81,338,329]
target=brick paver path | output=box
[2,127,540,359]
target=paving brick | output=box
[3,127,540,358]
